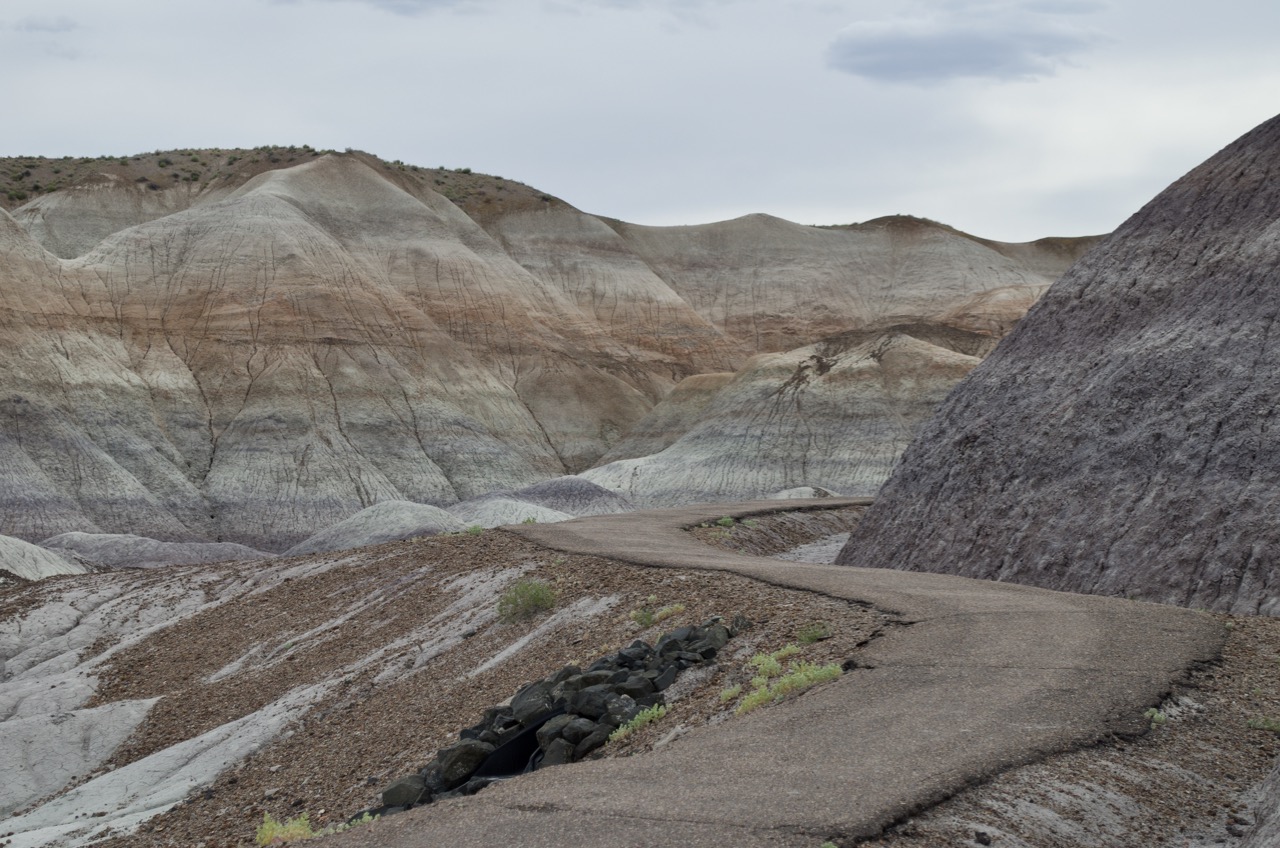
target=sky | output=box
[2,0,1278,242]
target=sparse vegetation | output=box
[798,621,833,644]
[609,703,667,742]
[629,595,686,628]
[715,516,735,528]
[257,812,317,844]
[1145,707,1168,729]
[1247,715,1280,733]
[521,516,538,524]
[728,644,841,716]
[497,578,557,622]
[256,811,378,845]
[465,525,484,536]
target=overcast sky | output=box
[2,0,1277,241]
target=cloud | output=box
[273,0,473,15]
[827,4,1103,85]
[12,15,79,33]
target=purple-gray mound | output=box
[839,113,1280,616]
[506,476,636,516]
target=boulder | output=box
[380,775,426,807]
[434,739,495,791]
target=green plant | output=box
[257,812,318,844]
[736,647,841,716]
[1248,716,1280,733]
[521,516,538,524]
[715,516,735,528]
[256,811,378,845]
[465,525,484,536]
[719,684,742,703]
[609,703,667,742]
[629,597,686,628]
[741,518,759,528]
[798,621,833,644]
[1144,707,1167,729]
[497,578,557,622]
[749,652,783,678]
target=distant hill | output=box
[0,147,1099,552]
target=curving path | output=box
[326,499,1224,848]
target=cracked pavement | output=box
[321,499,1224,847]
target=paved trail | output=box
[326,500,1224,848]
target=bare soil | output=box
[58,529,885,848]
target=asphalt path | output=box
[325,499,1224,847]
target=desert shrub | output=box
[256,811,377,845]
[629,596,685,628]
[798,621,833,644]
[609,704,667,742]
[732,644,840,716]
[257,813,317,844]
[498,578,556,622]
[1248,716,1280,733]
[715,516,735,528]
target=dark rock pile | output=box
[365,618,740,818]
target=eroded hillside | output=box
[0,148,1099,552]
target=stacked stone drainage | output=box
[369,617,741,818]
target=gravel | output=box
[3,529,882,848]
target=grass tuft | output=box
[630,596,686,628]
[798,621,833,644]
[734,646,842,716]
[609,703,667,742]
[497,578,557,622]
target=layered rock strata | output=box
[583,325,990,505]
[1,148,1094,550]
[838,113,1280,615]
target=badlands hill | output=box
[839,113,1280,616]
[0,146,1097,555]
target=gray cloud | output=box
[1019,0,1108,13]
[13,15,79,32]
[827,6,1102,84]
[273,0,473,15]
